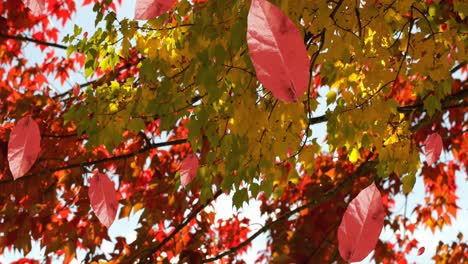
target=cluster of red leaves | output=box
[0,0,81,91]
[0,1,199,261]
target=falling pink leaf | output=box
[88,173,119,228]
[134,0,177,20]
[180,154,199,186]
[8,116,41,180]
[72,83,80,97]
[424,133,443,166]
[417,246,425,256]
[247,0,310,102]
[337,182,385,262]
[23,0,45,16]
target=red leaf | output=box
[134,0,177,20]
[72,83,80,97]
[8,116,41,180]
[247,0,310,102]
[417,246,425,256]
[23,0,45,16]
[424,133,443,166]
[88,173,119,228]
[180,154,199,186]
[337,182,385,262]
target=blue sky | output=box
[1,1,467,263]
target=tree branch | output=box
[204,154,376,262]
[127,190,223,264]
[293,29,326,158]
[0,33,68,50]
[0,138,188,185]
[450,61,467,74]
[53,79,97,99]
[394,9,414,82]
[330,0,344,19]
[397,88,468,113]
[308,81,467,127]
[42,133,78,138]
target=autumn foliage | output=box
[0,0,467,263]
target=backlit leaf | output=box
[337,182,385,262]
[134,0,177,20]
[424,133,443,166]
[180,154,199,186]
[88,173,119,228]
[247,0,310,102]
[72,83,80,97]
[348,148,360,163]
[7,116,41,180]
[23,0,45,16]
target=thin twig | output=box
[394,9,414,83]
[0,33,68,50]
[290,29,326,159]
[128,190,223,264]
[203,153,375,262]
[0,138,188,185]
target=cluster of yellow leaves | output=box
[67,0,466,201]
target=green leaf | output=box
[139,59,156,82]
[259,177,274,197]
[214,44,226,65]
[232,188,248,209]
[127,118,146,132]
[250,183,260,198]
[231,19,246,51]
[424,96,441,117]
[326,90,337,104]
[221,172,234,191]
[200,183,213,204]
[401,174,416,194]
[361,133,373,148]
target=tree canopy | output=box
[0,0,467,263]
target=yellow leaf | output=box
[349,147,360,163]
[146,38,160,60]
[348,73,359,82]
[384,134,399,146]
